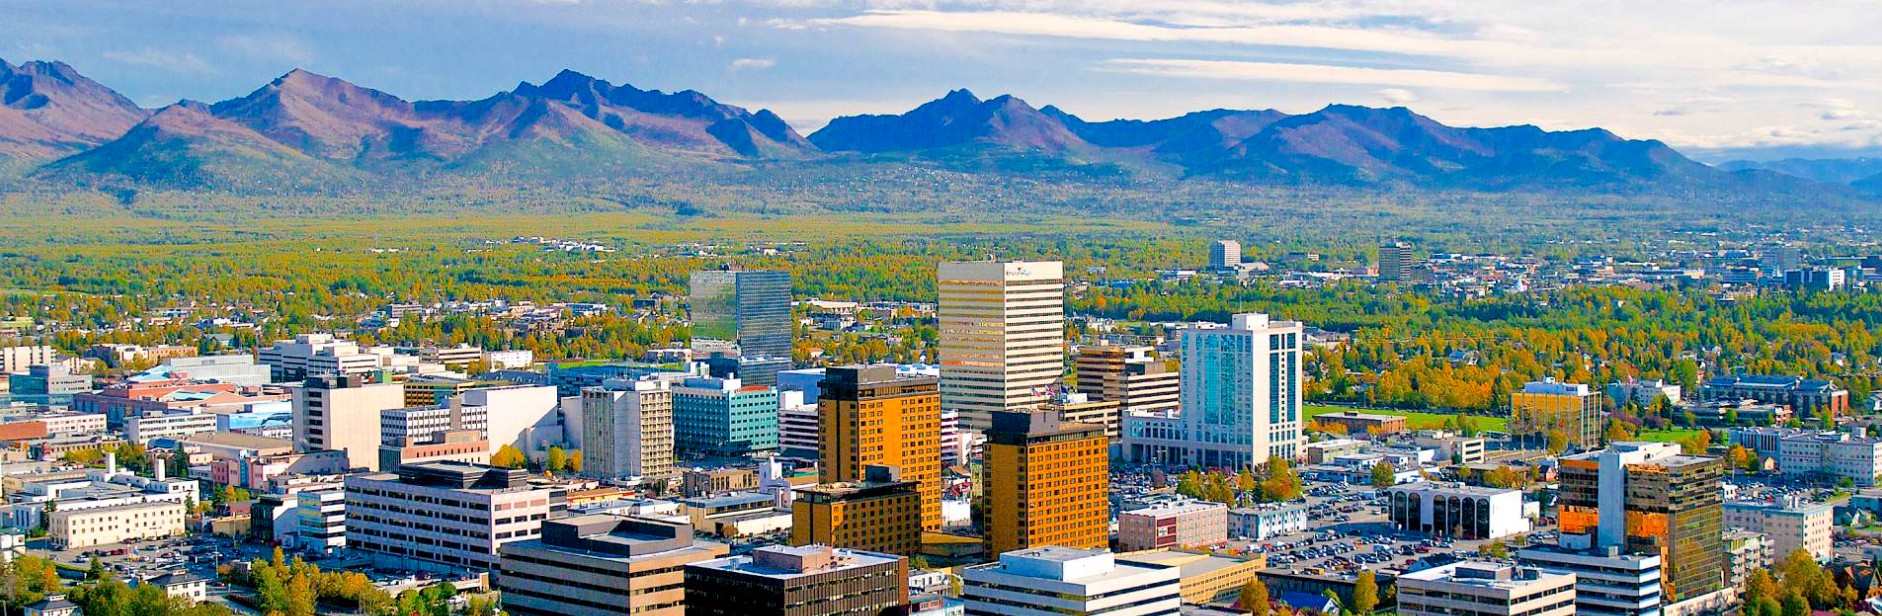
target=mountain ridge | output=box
[0,58,1864,204]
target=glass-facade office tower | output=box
[1558,442,1726,605]
[690,269,792,385]
[1179,313,1304,467]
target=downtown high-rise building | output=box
[1120,313,1305,467]
[581,377,675,480]
[690,268,792,385]
[1558,442,1726,607]
[1209,240,1241,270]
[937,260,1065,431]
[983,409,1109,556]
[818,365,942,530]
[1378,241,1412,281]
[292,375,406,471]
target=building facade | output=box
[673,376,779,458]
[819,365,942,530]
[1510,379,1604,452]
[937,260,1065,431]
[685,545,908,616]
[1397,562,1577,616]
[1117,500,1228,552]
[1228,503,1309,541]
[791,465,923,556]
[48,500,186,549]
[963,547,1181,616]
[292,375,406,471]
[1701,374,1849,417]
[690,269,793,386]
[1516,545,1663,616]
[1723,499,1833,561]
[1387,483,1532,540]
[581,377,675,480]
[1121,313,1304,467]
[985,410,1109,555]
[498,515,728,616]
[1557,442,1725,604]
[343,462,562,571]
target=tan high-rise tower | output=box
[938,260,1065,432]
[984,409,1109,556]
[818,365,942,530]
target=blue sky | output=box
[8,0,1882,160]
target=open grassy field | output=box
[1305,404,1509,432]
[1634,428,1706,443]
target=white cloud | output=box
[1376,88,1417,105]
[1100,59,1562,92]
[730,57,777,70]
[101,48,212,74]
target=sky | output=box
[7,0,1882,161]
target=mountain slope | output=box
[810,90,1090,154]
[39,101,355,192]
[0,59,147,166]
[1719,158,1882,186]
[512,70,813,158]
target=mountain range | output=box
[0,57,1871,202]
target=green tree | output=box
[1782,594,1809,616]
[546,446,568,473]
[1353,570,1379,614]
[1479,540,1508,559]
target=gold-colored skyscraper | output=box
[818,365,942,530]
[984,409,1108,556]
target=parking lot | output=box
[1228,479,1554,576]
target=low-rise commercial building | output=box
[1397,562,1577,616]
[1116,549,1264,606]
[124,410,219,443]
[498,515,728,616]
[1516,545,1663,616]
[1702,374,1848,417]
[685,544,908,616]
[1776,431,1882,486]
[1387,483,1531,539]
[963,547,1181,616]
[48,500,186,549]
[1228,503,1309,541]
[1117,500,1228,552]
[1314,410,1408,435]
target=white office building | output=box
[1517,545,1663,616]
[463,385,563,455]
[1776,431,1882,486]
[962,547,1181,616]
[1121,313,1305,467]
[1228,503,1309,541]
[1723,498,1834,561]
[937,260,1065,431]
[1398,562,1577,616]
[260,334,384,381]
[295,488,346,552]
[776,391,818,460]
[1387,483,1531,539]
[124,410,219,443]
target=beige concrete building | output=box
[292,375,405,471]
[938,260,1064,431]
[48,500,186,549]
[1724,498,1834,561]
[498,515,727,616]
[1398,562,1577,616]
[344,462,560,571]
[581,377,674,480]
